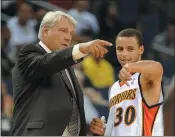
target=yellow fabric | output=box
[82,56,115,88]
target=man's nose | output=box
[64,34,71,43]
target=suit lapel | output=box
[68,67,83,110]
[59,70,75,98]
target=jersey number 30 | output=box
[114,105,136,127]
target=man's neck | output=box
[39,41,52,53]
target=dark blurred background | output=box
[1,0,174,136]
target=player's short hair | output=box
[117,28,143,46]
[38,11,77,39]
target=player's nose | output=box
[122,50,128,56]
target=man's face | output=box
[43,17,75,51]
[77,0,89,11]
[18,4,33,23]
[116,36,144,67]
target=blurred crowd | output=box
[1,0,175,136]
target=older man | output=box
[12,11,112,136]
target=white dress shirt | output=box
[39,41,86,136]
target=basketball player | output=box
[90,28,164,136]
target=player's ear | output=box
[139,45,144,55]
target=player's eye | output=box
[117,47,123,51]
[128,47,134,51]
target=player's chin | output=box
[119,60,126,67]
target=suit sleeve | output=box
[18,44,82,81]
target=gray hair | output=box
[38,11,77,39]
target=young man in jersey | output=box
[90,28,164,136]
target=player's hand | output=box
[118,64,132,86]
[79,39,112,58]
[90,118,105,136]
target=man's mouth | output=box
[61,44,68,47]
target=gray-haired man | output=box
[12,10,112,136]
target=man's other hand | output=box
[90,118,105,136]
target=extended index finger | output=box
[98,40,112,46]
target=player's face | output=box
[116,36,144,67]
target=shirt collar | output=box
[39,41,51,53]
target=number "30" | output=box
[114,105,136,127]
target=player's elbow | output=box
[154,61,163,75]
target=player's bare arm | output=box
[119,60,163,106]
[125,60,163,83]
[119,60,163,85]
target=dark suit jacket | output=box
[11,43,86,136]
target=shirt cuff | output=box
[72,44,88,61]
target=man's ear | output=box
[139,45,144,55]
[42,26,49,38]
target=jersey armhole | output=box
[138,73,164,109]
